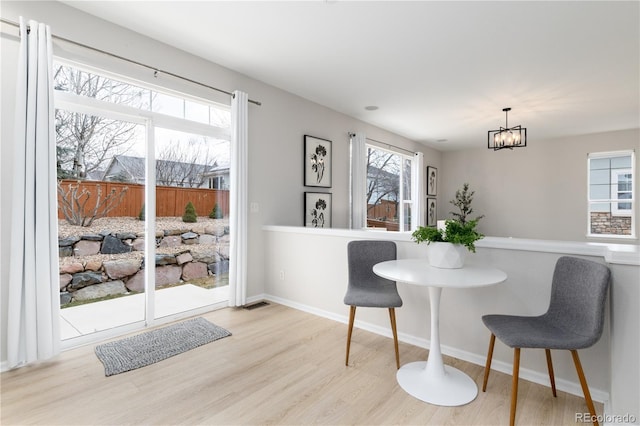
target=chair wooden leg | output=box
[345,306,356,366]
[482,333,496,392]
[571,350,599,426]
[388,308,400,369]
[510,348,521,426]
[545,349,557,397]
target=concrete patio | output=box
[60,284,229,339]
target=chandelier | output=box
[488,107,527,150]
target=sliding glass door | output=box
[54,60,232,343]
[152,127,231,320]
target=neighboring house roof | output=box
[103,155,219,187]
[202,161,230,177]
[85,168,106,181]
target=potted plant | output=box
[411,183,484,268]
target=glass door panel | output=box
[152,127,230,319]
[57,110,147,339]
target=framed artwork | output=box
[304,192,332,228]
[427,166,437,196]
[304,135,332,188]
[427,198,437,227]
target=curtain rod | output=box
[349,132,416,155]
[0,17,262,106]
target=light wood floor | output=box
[1,302,600,425]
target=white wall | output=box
[262,228,616,400]
[263,227,639,421]
[440,129,640,242]
[0,1,437,364]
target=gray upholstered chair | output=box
[482,256,611,426]
[344,240,403,369]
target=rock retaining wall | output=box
[59,225,230,305]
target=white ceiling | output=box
[62,1,639,151]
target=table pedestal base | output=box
[396,361,478,406]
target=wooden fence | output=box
[57,180,230,219]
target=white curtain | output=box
[411,151,425,230]
[350,132,367,229]
[228,90,248,307]
[7,18,60,369]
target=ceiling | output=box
[61,1,639,151]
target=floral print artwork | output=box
[304,135,331,188]
[309,145,327,184]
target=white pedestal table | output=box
[373,258,507,406]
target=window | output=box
[588,151,635,238]
[366,145,415,232]
[54,61,231,185]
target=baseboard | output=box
[263,294,609,403]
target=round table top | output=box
[373,258,507,288]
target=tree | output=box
[57,181,128,227]
[155,139,218,188]
[209,203,223,219]
[54,64,147,179]
[366,148,400,219]
[182,201,197,223]
[449,183,484,225]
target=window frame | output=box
[365,143,416,232]
[587,150,636,239]
[611,168,633,216]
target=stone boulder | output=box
[156,254,177,265]
[73,280,127,301]
[103,259,141,279]
[156,265,182,287]
[80,234,103,241]
[84,259,103,271]
[125,270,144,292]
[192,251,220,264]
[74,240,101,256]
[116,232,137,240]
[164,228,190,236]
[58,236,80,247]
[59,246,73,257]
[59,273,72,289]
[131,238,145,251]
[159,235,181,248]
[182,262,208,281]
[181,232,199,245]
[60,292,72,305]
[68,271,103,291]
[101,235,131,254]
[60,262,84,274]
[176,252,193,265]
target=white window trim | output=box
[55,91,231,140]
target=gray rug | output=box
[95,317,231,376]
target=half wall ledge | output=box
[262,226,640,266]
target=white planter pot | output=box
[426,242,467,269]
